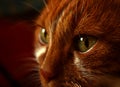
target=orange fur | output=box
[36,0,120,87]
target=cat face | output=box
[35,0,120,87]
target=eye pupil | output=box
[75,35,97,52]
[39,28,49,44]
[84,37,89,48]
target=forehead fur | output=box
[36,0,120,42]
[37,0,120,26]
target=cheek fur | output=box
[35,47,46,62]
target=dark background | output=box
[0,0,45,86]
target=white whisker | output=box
[22,2,40,13]
[43,0,49,12]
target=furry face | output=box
[35,0,120,87]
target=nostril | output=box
[40,68,55,82]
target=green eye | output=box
[75,35,97,52]
[39,28,49,44]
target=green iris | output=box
[40,28,49,44]
[75,35,97,52]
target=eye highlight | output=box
[39,28,49,44]
[74,35,97,52]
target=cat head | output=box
[35,0,120,87]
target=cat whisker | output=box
[70,80,82,87]
[21,71,41,86]
[22,1,40,13]
[43,0,49,12]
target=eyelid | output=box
[35,24,49,33]
[73,28,104,38]
[35,24,44,28]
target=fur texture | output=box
[35,0,120,87]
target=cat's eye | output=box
[39,28,49,44]
[74,35,97,52]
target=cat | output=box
[35,0,120,87]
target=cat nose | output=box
[40,68,55,82]
[39,46,63,82]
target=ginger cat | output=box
[35,0,120,87]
